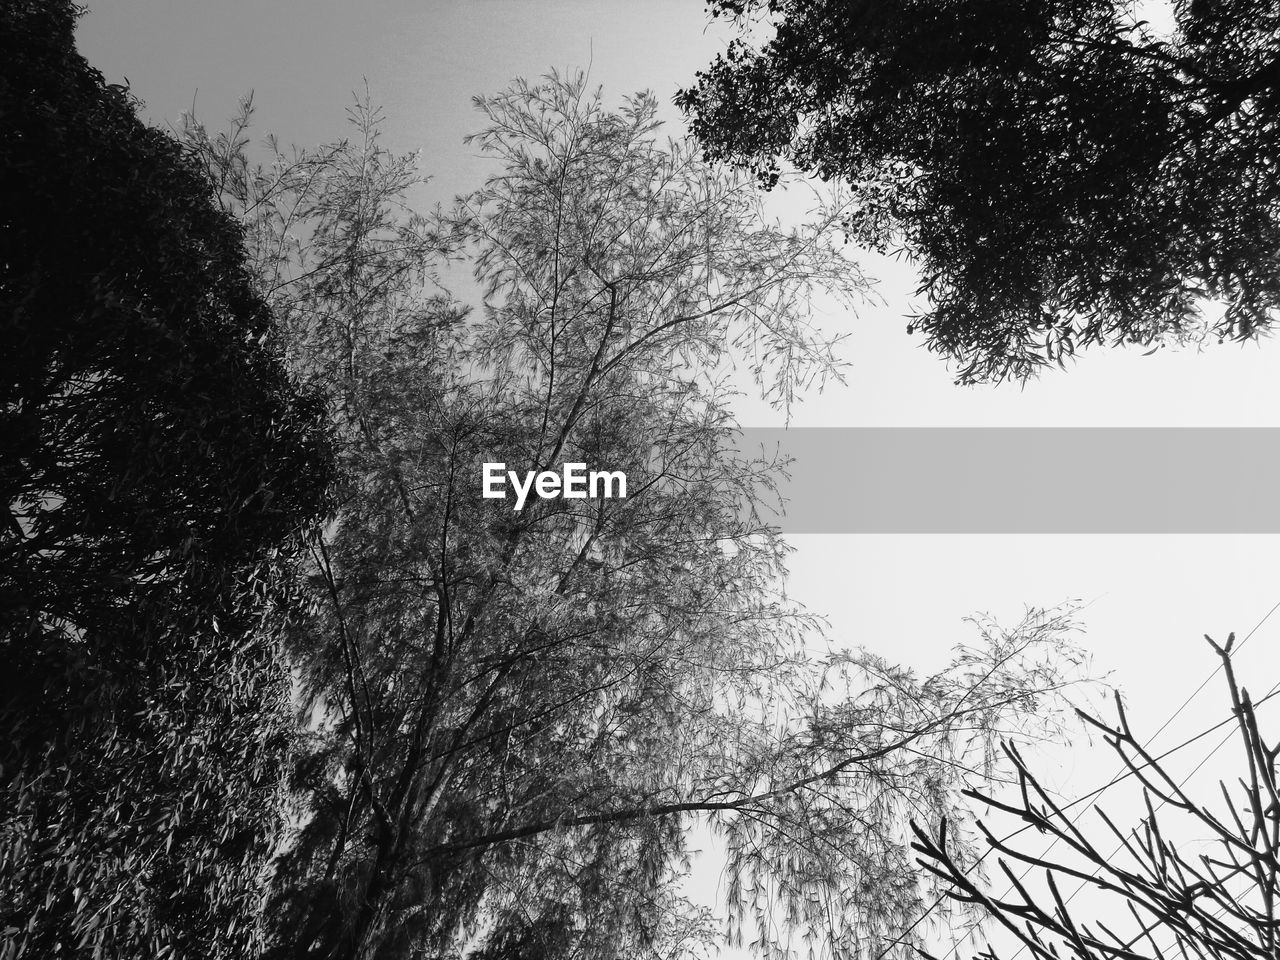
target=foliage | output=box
[0,2,332,956]
[190,73,1089,960]
[915,634,1280,960]
[678,0,1280,382]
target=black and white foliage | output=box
[186,74,1090,960]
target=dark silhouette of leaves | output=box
[0,3,332,956]
[679,0,1280,382]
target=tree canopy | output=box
[1,2,331,955]
[678,0,1280,381]
[188,74,1089,960]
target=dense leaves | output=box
[0,2,331,956]
[678,0,1280,381]
[193,75,1088,960]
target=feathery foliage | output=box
[189,74,1089,960]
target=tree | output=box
[190,73,1089,960]
[677,0,1280,382]
[0,2,331,956]
[913,634,1279,960]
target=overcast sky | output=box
[76,2,1280,954]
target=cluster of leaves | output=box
[678,0,1280,381]
[188,74,1090,960]
[0,1,1100,952]
[0,2,331,956]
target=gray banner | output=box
[734,428,1280,533]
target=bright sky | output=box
[76,2,1280,956]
